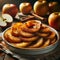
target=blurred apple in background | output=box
[19,2,32,14]
[2,4,18,17]
[38,0,46,2]
[48,2,59,13]
[33,1,49,16]
[48,12,60,30]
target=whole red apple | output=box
[19,2,32,14]
[48,12,60,30]
[2,4,18,17]
[48,2,59,13]
[33,1,49,16]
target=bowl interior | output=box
[2,24,59,50]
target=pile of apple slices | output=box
[0,14,13,28]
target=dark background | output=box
[0,0,60,11]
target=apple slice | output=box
[0,17,7,27]
[0,21,7,27]
[0,17,3,22]
[2,14,13,23]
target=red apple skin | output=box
[48,2,58,13]
[2,4,18,17]
[33,1,49,16]
[48,12,60,30]
[19,2,32,14]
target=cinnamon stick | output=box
[31,11,47,21]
